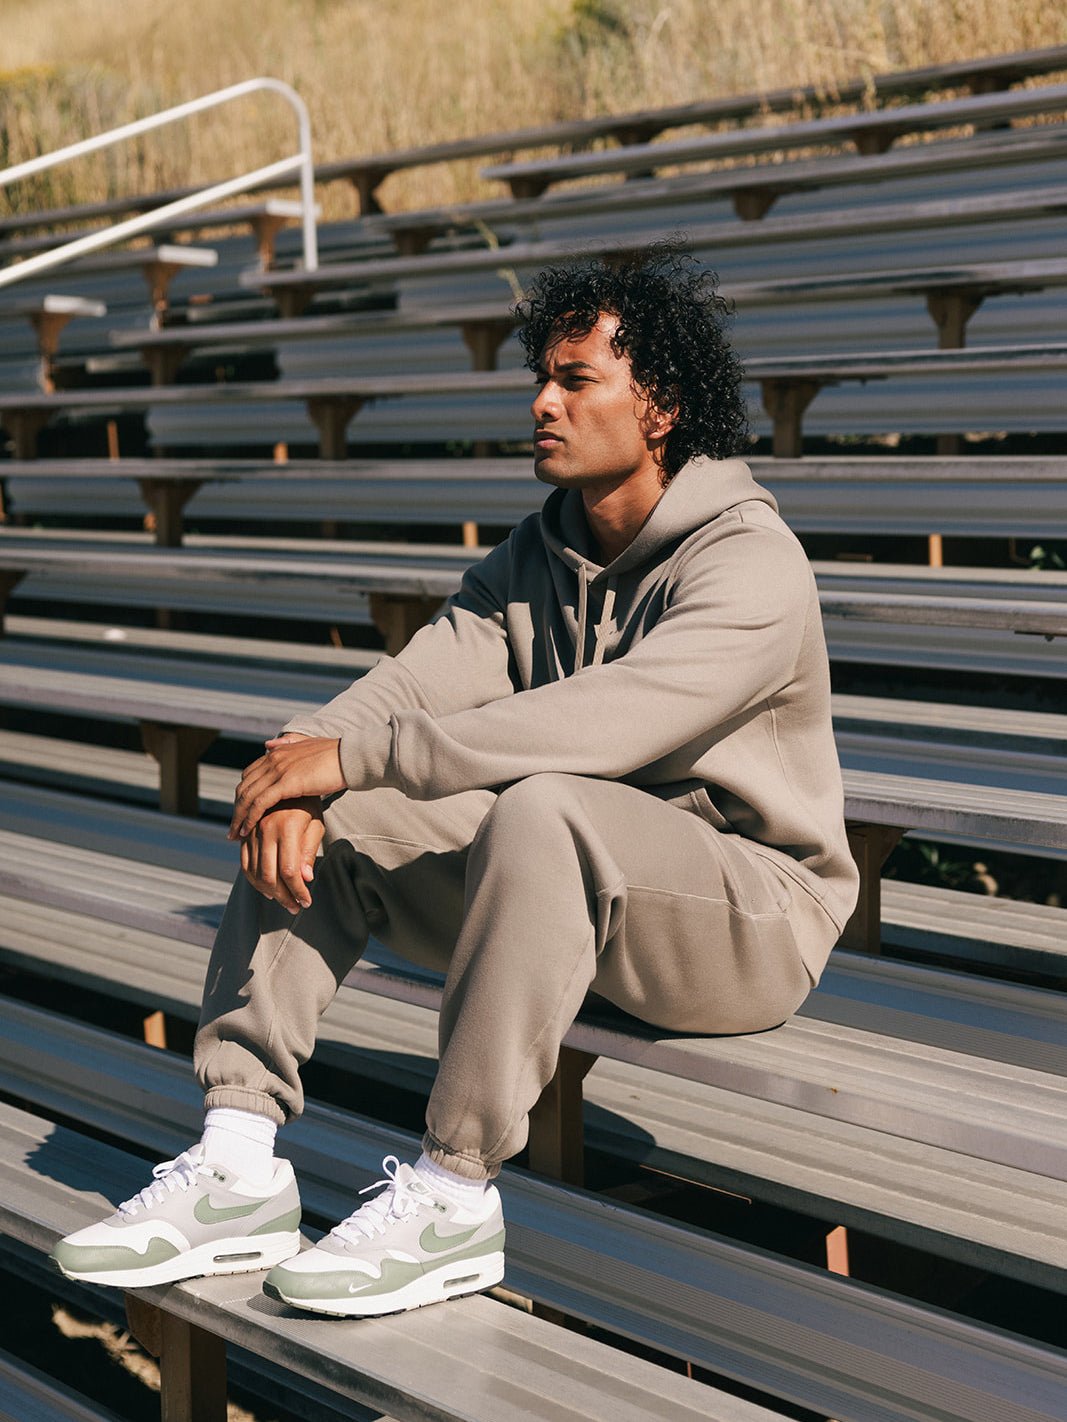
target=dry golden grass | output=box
[2,0,1066,220]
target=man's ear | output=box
[644,401,678,442]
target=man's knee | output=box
[476,772,586,850]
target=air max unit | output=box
[51,1143,301,1288]
[263,1155,505,1317]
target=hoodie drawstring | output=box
[590,581,616,668]
[575,569,617,672]
[575,564,589,673]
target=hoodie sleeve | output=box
[282,534,517,743]
[340,522,815,798]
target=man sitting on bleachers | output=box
[52,243,857,1318]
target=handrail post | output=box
[0,77,318,289]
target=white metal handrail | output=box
[0,77,318,292]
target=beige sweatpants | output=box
[195,773,832,1179]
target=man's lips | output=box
[534,430,562,451]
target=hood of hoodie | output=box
[539,456,780,672]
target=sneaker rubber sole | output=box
[50,1229,301,1289]
[263,1249,506,1317]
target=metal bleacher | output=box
[1,41,1066,1422]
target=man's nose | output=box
[532,381,559,421]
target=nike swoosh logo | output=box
[193,1196,265,1225]
[419,1222,483,1254]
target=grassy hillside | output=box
[2,0,1066,219]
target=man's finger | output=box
[300,817,326,883]
[277,823,313,910]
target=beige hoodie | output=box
[285,456,859,978]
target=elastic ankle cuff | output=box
[203,1087,287,1127]
[421,1131,498,1181]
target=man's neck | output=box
[580,462,666,564]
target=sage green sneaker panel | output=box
[262,1156,506,1315]
[49,1144,302,1287]
[270,1228,506,1302]
[52,1237,180,1276]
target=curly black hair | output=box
[515,240,748,479]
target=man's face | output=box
[531,313,669,489]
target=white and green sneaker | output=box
[51,1144,301,1288]
[263,1155,505,1317]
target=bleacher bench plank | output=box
[4,1011,1067,1420]
[364,123,1067,245]
[3,782,1065,1180]
[4,454,1066,542]
[480,82,1067,196]
[1,1101,754,1422]
[2,889,1065,1291]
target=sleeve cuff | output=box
[338,720,398,791]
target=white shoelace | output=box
[330,1155,439,1245]
[118,1148,207,1217]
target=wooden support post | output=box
[144,1009,168,1048]
[840,823,904,954]
[462,521,480,548]
[0,570,27,633]
[926,290,983,350]
[393,226,436,257]
[760,379,822,458]
[274,286,316,319]
[249,212,292,270]
[140,721,219,817]
[460,318,516,372]
[159,1309,227,1422]
[527,1046,597,1187]
[350,167,391,216]
[611,123,663,147]
[851,128,899,156]
[28,309,76,392]
[732,189,780,221]
[368,593,443,655]
[137,478,204,547]
[825,1224,850,1276]
[927,289,982,461]
[509,177,550,200]
[125,1296,227,1422]
[1,409,51,459]
[142,258,188,329]
[141,346,187,387]
[307,396,365,460]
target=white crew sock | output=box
[201,1107,277,1185]
[414,1152,489,1210]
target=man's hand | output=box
[229,735,345,841]
[241,796,325,913]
